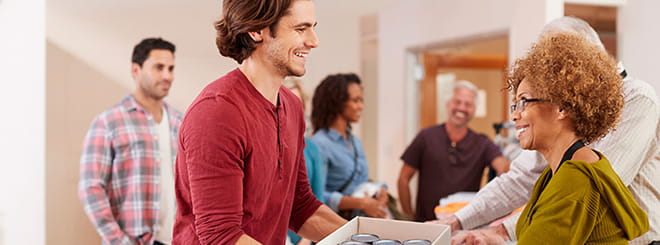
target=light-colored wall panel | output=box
[46,41,124,245]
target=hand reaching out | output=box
[450,225,509,245]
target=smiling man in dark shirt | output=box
[397,80,510,222]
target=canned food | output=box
[373,239,402,245]
[340,241,369,245]
[402,239,432,245]
[351,233,380,243]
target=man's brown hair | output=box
[214,0,293,64]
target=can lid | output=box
[340,241,369,245]
[402,239,432,245]
[373,239,402,245]
[351,233,380,242]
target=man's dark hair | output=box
[214,0,293,64]
[311,73,362,133]
[131,37,176,67]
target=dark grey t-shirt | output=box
[401,123,502,222]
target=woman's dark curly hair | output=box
[311,73,362,133]
[506,32,623,144]
[214,0,292,64]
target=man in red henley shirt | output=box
[172,0,347,244]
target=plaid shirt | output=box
[79,95,182,245]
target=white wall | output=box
[509,0,563,61]
[618,0,660,94]
[46,0,232,112]
[0,0,46,244]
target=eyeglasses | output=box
[510,98,549,113]
[448,142,460,166]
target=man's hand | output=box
[450,225,509,245]
[426,214,463,232]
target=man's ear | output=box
[131,63,141,80]
[248,29,264,43]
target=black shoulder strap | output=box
[337,136,359,193]
[556,140,585,173]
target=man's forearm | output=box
[454,151,544,229]
[337,195,363,210]
[397,181,413,217]
[80,187,133,245]
[297,205,347,242]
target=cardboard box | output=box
[318,217,450,245]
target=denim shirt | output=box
[311,128,368,212]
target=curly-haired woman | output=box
[508,32,649,244]
[310,73,389,219]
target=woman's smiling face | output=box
[512,78,561,151]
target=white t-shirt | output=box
[155,108,175,244]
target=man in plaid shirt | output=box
[79,37,182,245]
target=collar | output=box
[121,94,141,112]
[326,128,352,141]
[121,94,172,117]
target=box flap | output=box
[357,217,449,243]
[318,217,450,245]
[317,217,359,245]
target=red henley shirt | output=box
[173,69,322,244]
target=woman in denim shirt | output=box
[310,73,389,219]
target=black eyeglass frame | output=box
[510,98,549,114]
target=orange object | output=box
[434,202,469,214]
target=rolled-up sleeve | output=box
[324,191,344,212]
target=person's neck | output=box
[537,131,580,175]
[445,122,468,143]
[330,118,350,139]
[239,56,284,105]
[132,91,164,123]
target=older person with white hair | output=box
[397,80,510,222]
[445,16,659,245]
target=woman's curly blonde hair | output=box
[506,32,623,144]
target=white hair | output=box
[452,80,479,104]
[541,16,605,51]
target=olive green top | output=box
[516,151,649,244]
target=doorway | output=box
[418,36,509,139]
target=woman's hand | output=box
[360,187,389,218]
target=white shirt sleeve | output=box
[589,78,658,185]
[454,150,547,229]
[502,212,522,241]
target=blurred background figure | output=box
[311,73,390,219]
[284,77,328,245]
[398,80,509,222]
[78,37,181,245]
